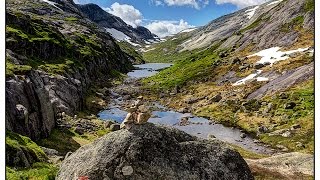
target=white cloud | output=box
[215,0,268,8]
[104,3,143,28]
[153,0,164,6]
[151,0,209,9]
[145,19,195,37]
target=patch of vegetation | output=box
[6,131,47,163]
[143,33,196,63]
[6,62,32,76]
[37,126,110,155]
[239,15,271,34]
[65,16,78,22]
[117,41,144,64]
[304,0,315,12]
[6,162,58,180]
[143,44,225,91]
[280,15,304,32]
[228,144,269,159]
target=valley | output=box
[5,0,314,179]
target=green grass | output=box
[37,126,111,155]
[144,53,217,90]
[117,41,144,64]
[304,0,315,12]
[239,15,271,34]
[143,44,224,91]
[258,80,314,153]
[65,16,78,22]
[280,16,304,32]
[6,131,47,163]
[143,33,196,63]
[6,62,32,76]
[6,163,58,180]
[228,144,269,159]
[37,129,82,155]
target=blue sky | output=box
[75,0,268,37]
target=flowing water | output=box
[98,63,274,154]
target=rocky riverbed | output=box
[97,63,276,155]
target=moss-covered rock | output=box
[6,131,48,168]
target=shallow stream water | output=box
[98,63,274,154]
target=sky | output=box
[74,0,269,37]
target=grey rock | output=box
[78,4,158,44]
[240,133,247,138]
[257,126,269,134]
[110,124,121,131]
[247,62,314,99]
[75,127,85,135]
[279,92,288,99]
[207,134,216,139]
[254,63,265,69]
[209,94,222,103]
[291,124,301,130]
[41,147,59,156]
[104,120,115,128]
[57,123,253,180]
[284,102,296,109]
[281,131,292,138]
[178,107,189,113]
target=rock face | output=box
[78,3,158,43]
[180,0,314,52]
[247,62,314,99]
[246,152,314,178]
[57,123,254,180]
[5,0,133,140]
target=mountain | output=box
[142,0,314,172]
[5,0,135,140]
[179,0,314,52]
[78,3,159,46]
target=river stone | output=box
[110,124,120,131]
[75,127,85,135]
[57,123,254,180]
[104,120,115,128]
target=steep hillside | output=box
[142,0,314,156]
[78,3,159,45]
[144,0,314,63]
[5,0,134,140]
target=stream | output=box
[98,63,274,155]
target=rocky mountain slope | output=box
[5,0,135,140]
[142,0,314,159]
[57,123,254,180]
[78,3,159,45]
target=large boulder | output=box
[57,123,253,180]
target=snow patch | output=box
[267,0,283,6]
[233,70,262,86]
[245,6,259,19]
[180,28,197,33]
[248,47,310,65]
[139,48,156,53]
[41,0,63,11]
[171,38,177,41]
[256,77,269,82]
[126,40,140,47]
[144,40,151,45]
[105,28,131,41]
